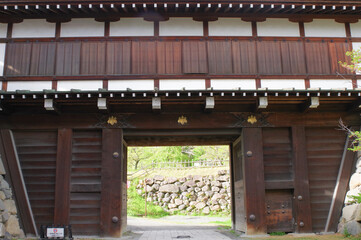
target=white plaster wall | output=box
[61,19,104,37]
[108,80,154,90]
[57,80,103,91]
[211,79,256,90]
[0,44,6,76]
[357,80,361,88]
[7,81,52,91]
[309,79,353,89]
[159,18,203,36]
[350,22,361,38]
[261,79,305,89]
[208,18,252,36]
[12,19,55,38]
[110,18,154,36]
[159,79,205,90]
[0,24,7,38]
[0,82,2,90]
[257,19,299,37]
[304,19,346,37]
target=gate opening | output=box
[126,145,232,232]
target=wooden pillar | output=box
[325,134,356,232]
[0,130,37,236]
[292,126,313,233]
[100,129,124,237]
[54,129,72,225]
[242,128,266,234]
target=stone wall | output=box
[338,152,361,235]
[136,170,231,215]
[0,155,25,239]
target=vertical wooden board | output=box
[4,43,15,75]
[30,42,56,76]
[257,41,282,74]
[292,127,312,233]
[70,130,102,235]
[157,41,182,75]
[242,128,266,235]
[281,41,306,75]
[20,42,32,76]
[232,137,246,232]
[131,41,156,75]
[265,190,294,233]
[182,41,207,74]
[121,142,127,233]
[306,128,345,232]
[305,42,331,74]
[54,129,72,225]
[56,42,81,76]
[263,128,293,182]
[5,42,32,76]
[12,130,57,231]
[0,130,37,235]
[328,42,351,75]
[100,129,123,237]
[106,41,131,75]
[55,42,65,75]
[208,41,232,74]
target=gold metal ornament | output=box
[178,116,188,125]
[247,115,257,124]
[107,116,118,126]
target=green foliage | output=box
[269,232,286,236]
[127,180,169,218]
[347,130,361,152]
[348,193,361,204]
[128,146,229,172]
[339,49,361,73]
[344,227,351,238]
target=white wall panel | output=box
[0,82,2,90]
[0,24,7,38]
[257,19,299,37]
[57,80,103,91]
[0,44,6,76]
[309,79,353,89]
[304,19,346,37]
[261,79,305,89]
[160,79,205,90]
[350,22,361,38]
[61,19,104,37]
[211,79,256,90]
[7,81,52,91]
[159,18,203,36]
[357,80,361,89]
[110,18,154,36]
[108,80,154,90]
[12,20,55,38]
[208,18,252,36]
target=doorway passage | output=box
[125,145,232,238]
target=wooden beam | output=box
[53,129,72,225]
[100,129,123,237]
[292,126,313,233]
[325,133,357,232]
[242,128,266,234]
[0,130,37,236]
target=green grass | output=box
[127,180,169,218]
[210,219,232,229]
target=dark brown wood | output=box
[325,134,356,232]
[0,130,37,235]
[292,126,313,233]
[242,128,266,234]
[265,190,294,233]
[6,22,12,39]
[100,129,124,237]
[55,22,61,39]
[1,81,7,91]
[54,129,72,225]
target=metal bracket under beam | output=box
[152,97,161,110]
[258,96,268,109]
[309,97,320,109]
[97,98,107,110]
[44,99,55,111]
[206,97,215,109]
